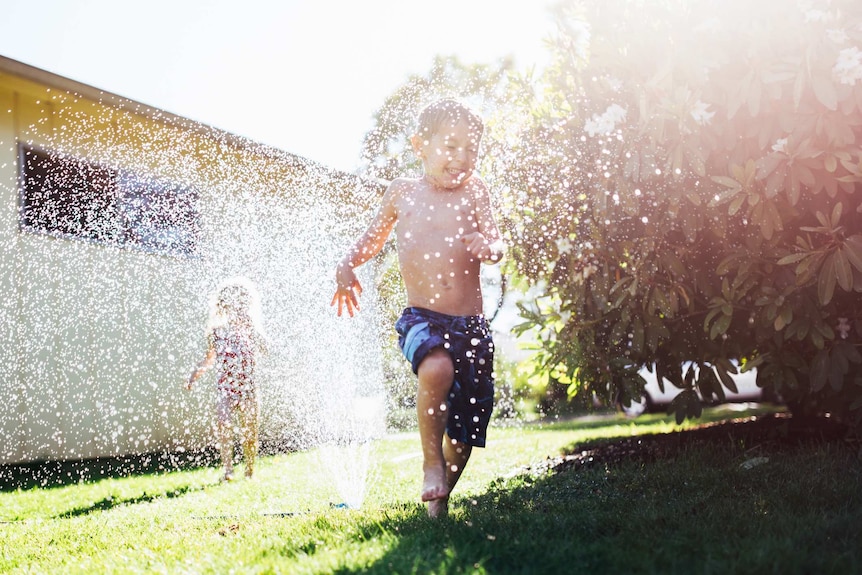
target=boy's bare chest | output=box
[397,191,476,241]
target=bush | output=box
[487,0,862,425]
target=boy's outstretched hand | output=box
[332,264,363,317]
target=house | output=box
[0,55,386,465]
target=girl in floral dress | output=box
[187,277,268,481]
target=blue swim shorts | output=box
[395,306,495,447]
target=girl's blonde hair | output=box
[208,276,263,329]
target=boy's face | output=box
[412,117,481,190]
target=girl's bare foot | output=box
[421,463,449,502]
[427,497,449,519]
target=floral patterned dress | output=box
[209,322,258,402]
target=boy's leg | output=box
[427,436,473,519]
[443,435,472,492]
[416,347,455,503]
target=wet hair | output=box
[209,276,262,327]
[415,98,484,143]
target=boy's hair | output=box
[415,98,484,142]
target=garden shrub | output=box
[488,0,862,425]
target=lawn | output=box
[2,405,860,574]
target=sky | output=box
[0,0,557,173]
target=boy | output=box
[331,98,504,518]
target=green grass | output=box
[2,405,860,574]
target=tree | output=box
[491,0,862,425]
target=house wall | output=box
[0,61,385,465]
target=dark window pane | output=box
[118,173,199,256]
[18,143,199,257]
[18,144,121,243]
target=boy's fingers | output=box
[333,281,363,317]
[332,291,359,317]
[343,297,355,317]
[331,291,344,316]
[348,292,360,316]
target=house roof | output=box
[0,54,342,176]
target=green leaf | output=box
[811,329,825,350]
[837,341,862,364]
[810,350,830,392]
[741,355,765,371]
[812,73,838,110]
[646,323,659,353]
[704,307,721,333]
[843,235,862,272]
[660,252,687,278]
[831,202,843,227]
[835,248,853,292]
[729,193,747,216]
[774,306,793,331]
[796,251,826,285]
[715,364,739,394]
[829,347,848,391]
[710,314,732,340]
[815,210,830,228]
[777,252,809,265]
[715,255,739,276]
[632,316,645,355]
[710,175,742,190]
[818,252,837,305]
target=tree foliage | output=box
[490,0,862,425]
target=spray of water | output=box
[0,81,387,508]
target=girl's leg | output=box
[416,348,455,503]
[240,396,259,478]
[216,396,235,480]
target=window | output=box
[18,143,199,256]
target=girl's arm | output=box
[187,344,216,390]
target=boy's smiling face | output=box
[412,117,481,190]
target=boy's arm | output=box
[461,177,505,264]
[331,182,400,317]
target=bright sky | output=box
[0,0,556,173]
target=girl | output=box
[187,277,268,481]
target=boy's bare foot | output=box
[421,465,449,502]
[427,497,449,519]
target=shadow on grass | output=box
[0,438,301,492]
[321,413,862,575]
[0,448,221,492]
[57,483,208,518]
[531,403,785,433]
